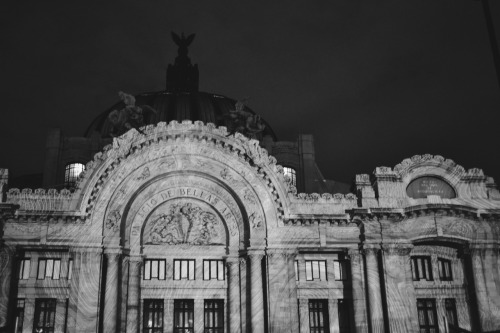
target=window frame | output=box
[283,166,297,187]
[203,260,225,281]
[173,259,196,280]
[438,258,453,281]
[333,259,349,281]
[37,259,61,280]
[143,259,166,280]
[18,258,31,280]
[445,298,458,329]
[417,298,439,333]
[173,299,194,333]
[33,298,57,333]
[305,260,327,281]
[411,256,433,281]
[204,299,224,333]
[308,299,330,333]
[143,299,164,333]
[64,162,85,188]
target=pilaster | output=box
[226,259,241,333]
[363,247,384,333]
[75,250,102,333]
[0,244,15,331]
[126,256,142,333]
[348,248,368,333]
[248,251,265,333]
[298,298,309,333]
[103,250,121,333]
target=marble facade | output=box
[1,122,500,333]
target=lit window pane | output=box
[52,260,60,280]
[46,260,54,278]
[159,261,165,280]
[295,261,299,281]
[38,260,46,280]
[189,261,195,280]
[320,261,327,281]
[211,261,217,279]
[218,261,224,280]
[312,261,319,279]
[174,260,180,280]
[181,261,188,279]
[204,261,210,280]
[145,261,151,280]
[306,261,312,280]
[152,261,158,279]
[68,259,73,280]
[64,163,86,187]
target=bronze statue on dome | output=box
[108,91,157,137]
[171,32,195,57]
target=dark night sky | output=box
[1,0,500,186]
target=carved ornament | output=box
[105,210,121,232]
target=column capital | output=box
[381,243,413,256]
[266,249,297,260]
[362,246,381,256]
[347,248,362,260]
[247,250,265,261]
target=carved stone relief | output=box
[144,199,224,245]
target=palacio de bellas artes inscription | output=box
[1,32,500,333]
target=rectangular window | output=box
[33,299,56,333]
[309,300,330,333]
[411,256,433,281]
[37,259,61,280]
[438,258,453,281]
[14,299,24,333]
[174,260,195,280]
[305,260,327,281]
[333,260,349,281]
[68,259,73,280]
[18,259,30,280]
[204,300,224,333]
[203,260,224,280]
[174,300,194,333]
[338,299,351,333]
[295,260,299,281]
[417,299,438,333]
[144,259,166,280]
[445,298,458,329]
[143,299,164,333]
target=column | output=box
[239,258,248,333]
[381,244,418,333]
[75,251,102,332]
[67,251,82,333]
[363,247,384,333]
[249,252,265,333]
[120,257,130,332]
[126,257,142,333]
[328,299,339,333]
[227,260,241,333]
[267,251,292,333]
[54,298,67,333]
[287,252,300,333]
[348,249,368,333]
[194,299,204,333]
[298,298,309,333]
[164,299,174,333]
[470,248,494,331]
[0,245,14,330]
[103,251,121,333]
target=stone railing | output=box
[6,188,74,212]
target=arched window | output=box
[64,163,85,187]
[283,167,297,187]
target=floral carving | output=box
[106,210,121,232]
[243,189,257,205]
[248,212,262,229]
[149,202,221,245]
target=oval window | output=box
[406,176,456,199]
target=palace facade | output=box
[1,35,500,333]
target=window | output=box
[309,300,329,333]
[305,260,327,281]
[411,256,433,281]
[417,299,438,333]
[18,258,30,280]
[283,167,297,187]
[338,299,351,333]
[64,163,85,187]
[14,299,24,333]
[174,260,195,280]
[174,300,194,333]
[203,260,224,280]
[143,299,164,333]
[438,258,453,281]
[144,259,166,280]
[37,259,61,280]
[333,260,349,281]
[204,300,224,333]
[295,260,299,281]
[33,299,56,333]
[68,259,73,280]
[445,298,458,329]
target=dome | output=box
[85,91,277,141]
[85,32,276,141]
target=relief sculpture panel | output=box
[144,199,225,246]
